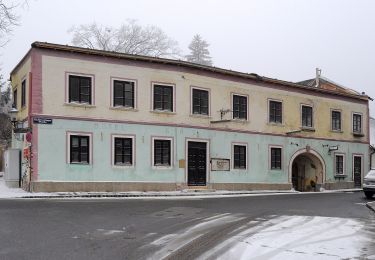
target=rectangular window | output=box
[13,89,17,109]
[353,113,362,133]
[335,155,344,175]
[269,100,282,123]
[233,95,248,120]
[114,137,133,166]
[21,80,26,107]
[270,147,282,169]
[69,75,92,104]
[153,84,173,112]
[113,80,135,108]
[331,110,341,131]
[301,105,313,127]
[70,135,90,164]
[192,88,209,115]
[233,145,247,169]
[154,139,171,166]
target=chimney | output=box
[315,68,321,88]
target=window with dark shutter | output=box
[331,111,341,131]
[114,137,133,165]
[21,80,26,107]
[234,145,246,169]
[153,84,173,111]
[69,75,92,104]
[154,139,171,166]
[233,95,247,120]
[70,135,90,164]
[113,80,135,108]
[13,89,17,109]
[302,105,313,127]
[271,147,282,169]
[353,114,362,133]
[192,89,209,115]
[269,101,282,123]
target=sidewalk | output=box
[0,175,363,199]
[367,201,375,213]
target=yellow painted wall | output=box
[39,55,368,142]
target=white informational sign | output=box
[211,158,230,171]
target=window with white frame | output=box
[153,84,174,112]
[270,147,282,170]
[69,134,91,164]
[352,113,362,133]
[331,110,341,131]
[69,75,92,104]
[113,136,134,166]
[269,100,282,123]
[233,95,248,120]
[335,154,345,175]
[153,138,172,167]
[192,88,209,115]
[113,80,135,108]
[233,144,247,169]
[301,105,313,128]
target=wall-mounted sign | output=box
[33,118,53,124]
[211,158,230,171]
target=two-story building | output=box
[10,42,370,192]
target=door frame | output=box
[352,153,363,187]
[185,138,210,186]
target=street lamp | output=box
[8,107,19,129]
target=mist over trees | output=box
[69,20,181,58]
[186,34,212,66]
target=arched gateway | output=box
[289,148,326,191]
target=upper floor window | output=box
[335,154,345,175]
[269,100,282,124]
[233,95,248,120]
[352,113,362,133]
[69,75,92,104]
[233,144,247,169]
[301,105,313,128]
[270,147,282,170]
[21,79,26,107]
[153,84,174,112]
[113,136,134,166]
[13,89,17,109]
[69,134,90,164]
[113,80,135,108]
[192,88,209,115]
[153,138,172,167]
[331,110,341,131]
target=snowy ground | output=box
[147,214,375,259]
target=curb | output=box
[366,201,375,213]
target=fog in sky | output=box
[2,0,375,114]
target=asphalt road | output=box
[0,192,374,260]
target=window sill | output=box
[352,132,364,137]
[231,118,249,124]
[334,174,347,179]
[190,114,211,119]
[110,106,138,112]
[233,168,248,171]
[301,127,315,132]
[69,162,91,166]
[330,130,343,133]
[112,164,134,169]
[150,110,176,115]
[64,102,96,108]
[267,122,284,127]
[152,165,173,170]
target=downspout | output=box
[28,71,33,192]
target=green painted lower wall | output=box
[35,119,369,189]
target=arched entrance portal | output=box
[289,149,325,192]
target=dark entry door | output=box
[188,141,207,186]
[353,156,362,188]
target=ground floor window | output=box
[153,138,172,167]
[113,136,134,166]
[70,135,90,164]
[270,147,282,170]
[335,154,345,175]
[233,144,247,169]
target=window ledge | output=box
[110,106,138,112]
[330,130,343,133]
[334,174,347,179]
[190,114,211,119]
[112,164,134,169]
[301,127,315,132]
[69,162,91,166]
[152,165,173,170]
[150,110,176,115]
[231,118,249,123]
[64,102,96,108]
[352,132,364,137]
[267,122,284,127]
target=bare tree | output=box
[186,34,212,66]
[69,20,181,58]
[0,0,21,47]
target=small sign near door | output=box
[33,118,53,124]
[211,158,230,171]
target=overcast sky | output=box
[1,0,375,114]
